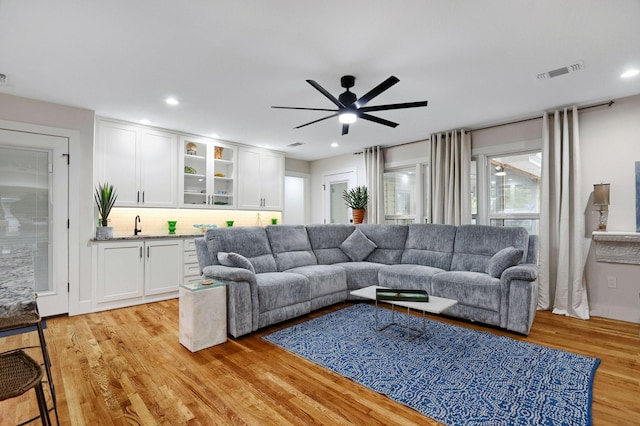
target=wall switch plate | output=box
[607,276,617,288]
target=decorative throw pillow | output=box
[487,246,524,278]
[340,228,378,262]
[217,252,256,274]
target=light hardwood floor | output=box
[1,299,639,425]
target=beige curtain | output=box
[363,146,384,224]
[538,106,590,319]
[427,130,471,225]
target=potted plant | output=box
[342,186,368,224]
[95,182,117,239]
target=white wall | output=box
[580,94,640,323]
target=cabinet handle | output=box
[208,195,211,205]
[147,246,150,259]
[137,191,140,203]
[139,246,143,259]
[142,191,145,203]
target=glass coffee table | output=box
[350,285,457,341]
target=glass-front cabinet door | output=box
[179,137,236,208]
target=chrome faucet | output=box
[134,215,142,235]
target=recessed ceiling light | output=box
[165,97,179,105]
[139,119,152,125]
[621,69,639,78]
[210,133,220,139]
[331,142,339,148]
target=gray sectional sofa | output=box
[195,224,539,338]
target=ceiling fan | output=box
[271,75,428,135]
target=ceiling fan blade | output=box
[306,80,345,108]
[355,76,400,108]
[341,123,350,135]
[359,100,428,113]
[271,106,338,112]
[294,113,338,129]
[360,113,399,128]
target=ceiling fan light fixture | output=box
[338,112,357,124]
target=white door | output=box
[323,171,356,224]
[145,240,183,295]
[95,121,139,206]
[0,129,69,316]
[238,148,262,209]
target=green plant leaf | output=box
[342,186,368,209]
[94,182,118,226]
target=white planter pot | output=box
[96,226,114,240]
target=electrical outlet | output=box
[607,276,617,288]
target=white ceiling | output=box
[1,0,639,161]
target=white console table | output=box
[179,280,227,352]
[592,231,640,264]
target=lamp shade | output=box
[593,183,610,206]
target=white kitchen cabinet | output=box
[94,239,183,310]
[179,137,237,209]
[238,147,284,210]
[95,119,178,207]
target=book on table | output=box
[375,289,429,302]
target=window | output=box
[383,165,427,224]
[487,151,541,234]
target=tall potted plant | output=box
[95,182,117,239]
[342,186,368,224]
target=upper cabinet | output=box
[238,147,284,210]
[95,119,178,207]
[179,137,237,208]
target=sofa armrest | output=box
[202,265,260,336]
[499,264,538,334]
[202,264,255,282]
[500,264,538,282]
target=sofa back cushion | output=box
[401,224,457,269]
[306,224,355,264]
[358,224,408,265]
[265,225,317,271]
[204,226,277,273]
[450,225,529,273]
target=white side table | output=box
[179,280,227,352]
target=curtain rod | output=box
[466,100,614,133]
[358,100,615,154]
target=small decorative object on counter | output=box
[214,146,224,159]
[226,220,234,227]
[193,224,217,233]
[167,220,177,234]
[271,218,278,225]
[186,142,197,155]
[95,182,117,240]
[184,166,197,174]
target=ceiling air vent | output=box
[287,142,304,147]
[537,61,584,80]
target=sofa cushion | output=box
[286,265,347,299]
[431,271,501,312]
[401,224,457,270]
[358,224,408,264]
[378,264,445,293]
[256,272,309,313]
[486,246,524,278]
[335,262,385,291]
[450,225,529,273]
[266,225,318,271]
[217,252,256,274]
[306,224,355,264]
[340,229,378,261]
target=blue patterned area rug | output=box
[263,304,600,426]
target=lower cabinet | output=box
[94,239,183,310]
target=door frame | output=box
[0,119,81,316]
[322,168,357,224]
